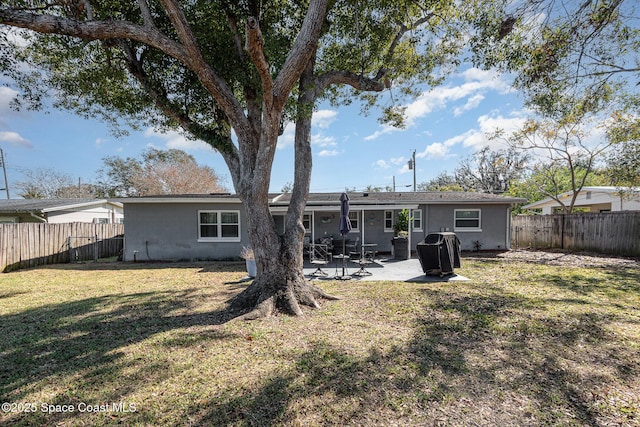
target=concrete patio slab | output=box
[304,256,470,283]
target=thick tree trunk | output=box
[227,200,338,320]
[227,58,337,321]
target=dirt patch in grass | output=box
[1,253,638,426]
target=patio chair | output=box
[351,249,372,276]
[309,243,332,277]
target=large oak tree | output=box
[1,0,492,319]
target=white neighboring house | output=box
[0,199,124,223]
[523,186,640,214]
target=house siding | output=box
[47,204,123,224]
[123,202,247,261]
[424,204,510,251]
[121,193,520,262]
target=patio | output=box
[303,255,471,283]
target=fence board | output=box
[512,211,640,256]
[1,223,124,272]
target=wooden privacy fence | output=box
[0,223,124,272]
[512,211,640,256]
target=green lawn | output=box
[0,254,638,426]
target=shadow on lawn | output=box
[0,288,240,426]
[2,262,638,426]
[192,271,639,426]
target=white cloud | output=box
[421,142,452,159]
[318,149,339,157]
[312,133,337,147]
[0,131,32,148]
[277,110,339,149]
[312,109,338,129]
[454,93,485,116]
[144,128,214,151]
[374,160,390,169]
[364,68,514,140]
[389,156,407,165]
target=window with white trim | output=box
[412,210,423,231]
[303,213,312,232]
[198,210,241,241]
[454,209,481,231]
[384,210,394,232]
[349,211,360,231]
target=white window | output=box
[454,209,481,231]
[198,210,241,242]
[412,210,423,231]
[349,211,360,231]
[303,213,312,232]
[384,210,394,232]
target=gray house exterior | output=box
[120,192,525,262]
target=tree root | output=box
[226,274,340,321]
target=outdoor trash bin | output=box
[417,232,461,276]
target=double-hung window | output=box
[412,210,423,232]
[349,211,360,231]
[384,210,394,232]
[454,209,481,231]
[198,210,241,242]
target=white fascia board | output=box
[42,200,110,213]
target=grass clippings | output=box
[0,253,638,426]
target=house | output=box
[119,192,526,262]
[0,199,124,224]
[523,186,640,214]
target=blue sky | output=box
[0,67,528,197]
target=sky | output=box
[0,66,529,198]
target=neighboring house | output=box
[120,192,525,262]
[0,199,124,224]
[523,186,640,215]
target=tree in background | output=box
[454,146,530,194]
[97,148,225,197]
[418,172,463,192]
[605,112,640,204]
[507,165,609,214]
[505,115,613,213]
[95,156,144,198]
[16,167,96,199]
[473,0,638,210]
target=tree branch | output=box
[136,0,154,28]
[121,42,237,159]
[0,8,187,60]
[314,70,386,96]
[272,0,329,111]
[245,16,273,109]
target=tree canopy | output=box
[1,0,499,318]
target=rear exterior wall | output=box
[123,202,247,262]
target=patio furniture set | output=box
[308,238,378,279]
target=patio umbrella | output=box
[338,192,352,278]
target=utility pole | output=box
[407,150,416,192]
[0,148,10,199]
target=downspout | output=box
[29,212,46,222]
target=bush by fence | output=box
[512,211,640,256]
[0,223,124,272]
